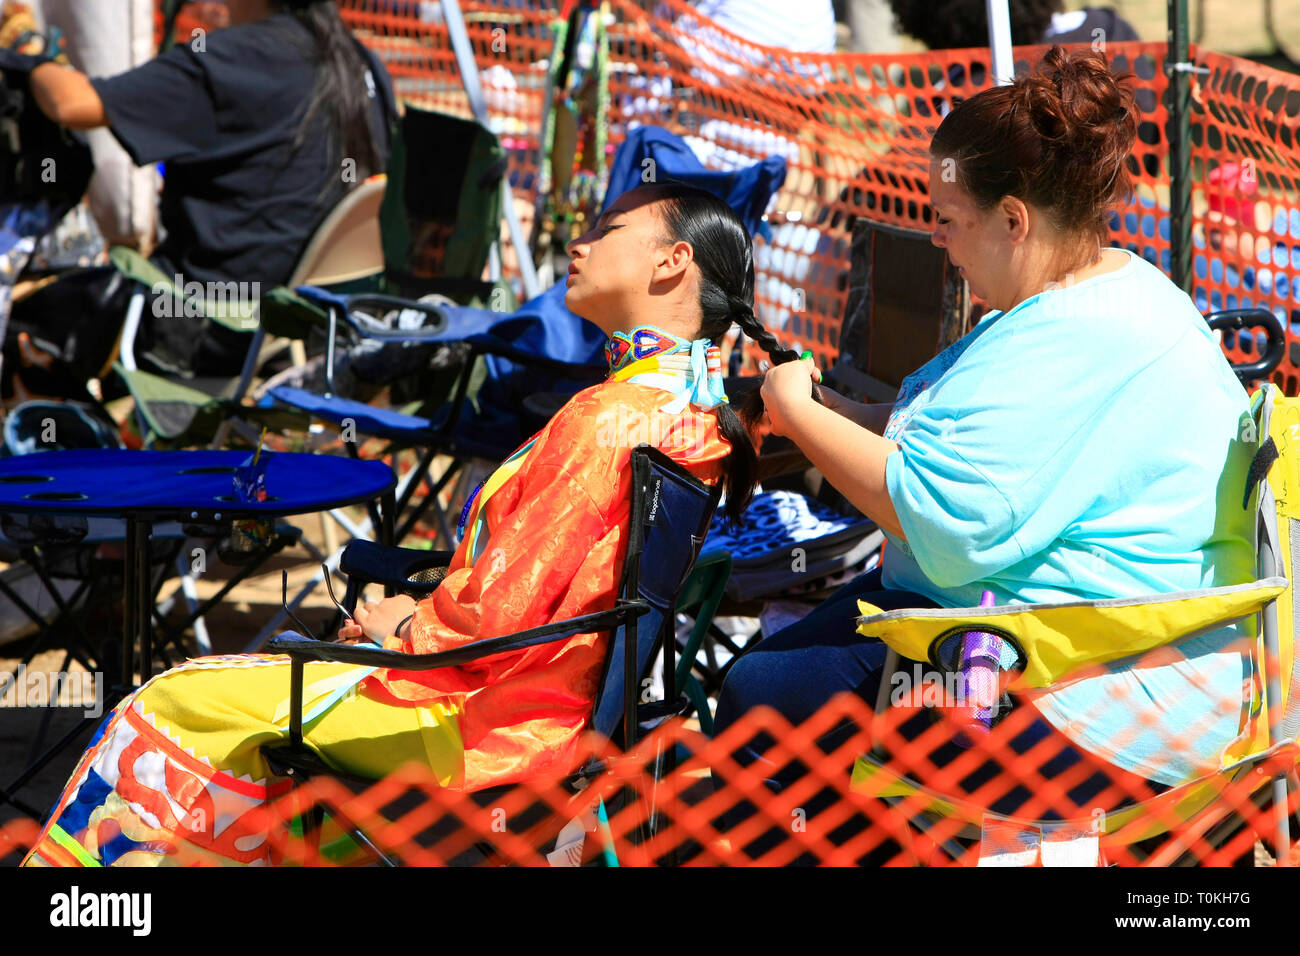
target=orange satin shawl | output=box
[367,379,730,790]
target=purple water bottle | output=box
[955,590,1006,742]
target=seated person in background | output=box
[5,0,395,402]
[887,0,1139,49]
[715,48,1254,839]
[23,183,785,867]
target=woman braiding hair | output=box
[25,181,792,866]
[711,45,1258,857]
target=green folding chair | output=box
[109,172,391,449]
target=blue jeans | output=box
[711,568,1163,857]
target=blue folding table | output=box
[0,449,396,818]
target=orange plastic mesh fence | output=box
[1190,50,1300,392]
[328,2,1184,371]
[151,3,1300,390]
[6,656,1298,866]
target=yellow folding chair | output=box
[851,381,1300,866]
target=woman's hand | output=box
[336,594,418,644]
[759,357,822,438]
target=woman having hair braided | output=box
[25,182,788,867]
[714,46,1257,853]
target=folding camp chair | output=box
[848,308,1296,867]
[257,123,788,553]
[830,217,973,404]
[260,282,604,548]
[378,105,508,307]
[91,175,400,656]
[256,444,721,865]
[108,173,392,449]
[243,107,542,548]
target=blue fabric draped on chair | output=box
[472,124,788,423]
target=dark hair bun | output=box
[1015,46,1136,151]
[932,46,1137,240]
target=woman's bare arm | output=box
[764,361,905,539]
[779,399,904,538]
[29,62,108,130]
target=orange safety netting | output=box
[157,2,1300,391]
[1191,50,1300,391]
[151,4,1300,388]
[4,684,1295,867]
[99,2,1300,867]
[154,1,1300,392]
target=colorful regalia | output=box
[24,327,734,867]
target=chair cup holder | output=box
[23,490,88,501]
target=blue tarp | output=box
[474,124,788,433]
[294,125,788,456]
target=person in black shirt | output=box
[6,0,395,400]
[886,0,1139,50]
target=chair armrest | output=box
[266,600,648,671]
[293,285,604,380]
[109,246,258,331]
[856,577,1287,689]
[259,285,328,340]
[339,539,455,595]
[461,332,607,380]
[286,286,450,343]
[1206,308,1285,382]
[340,293,451,342]
[110,245,173,290]
[261,286,448,343]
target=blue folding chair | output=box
[260,444,723,865]
[259,124,788,549]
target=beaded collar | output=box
[605,324,728,414]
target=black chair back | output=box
[381,106,507,299]
[833,219,970,403]
[591,445,722,747]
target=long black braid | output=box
[644,182,802,522]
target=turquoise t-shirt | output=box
[879,249,1257,787]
